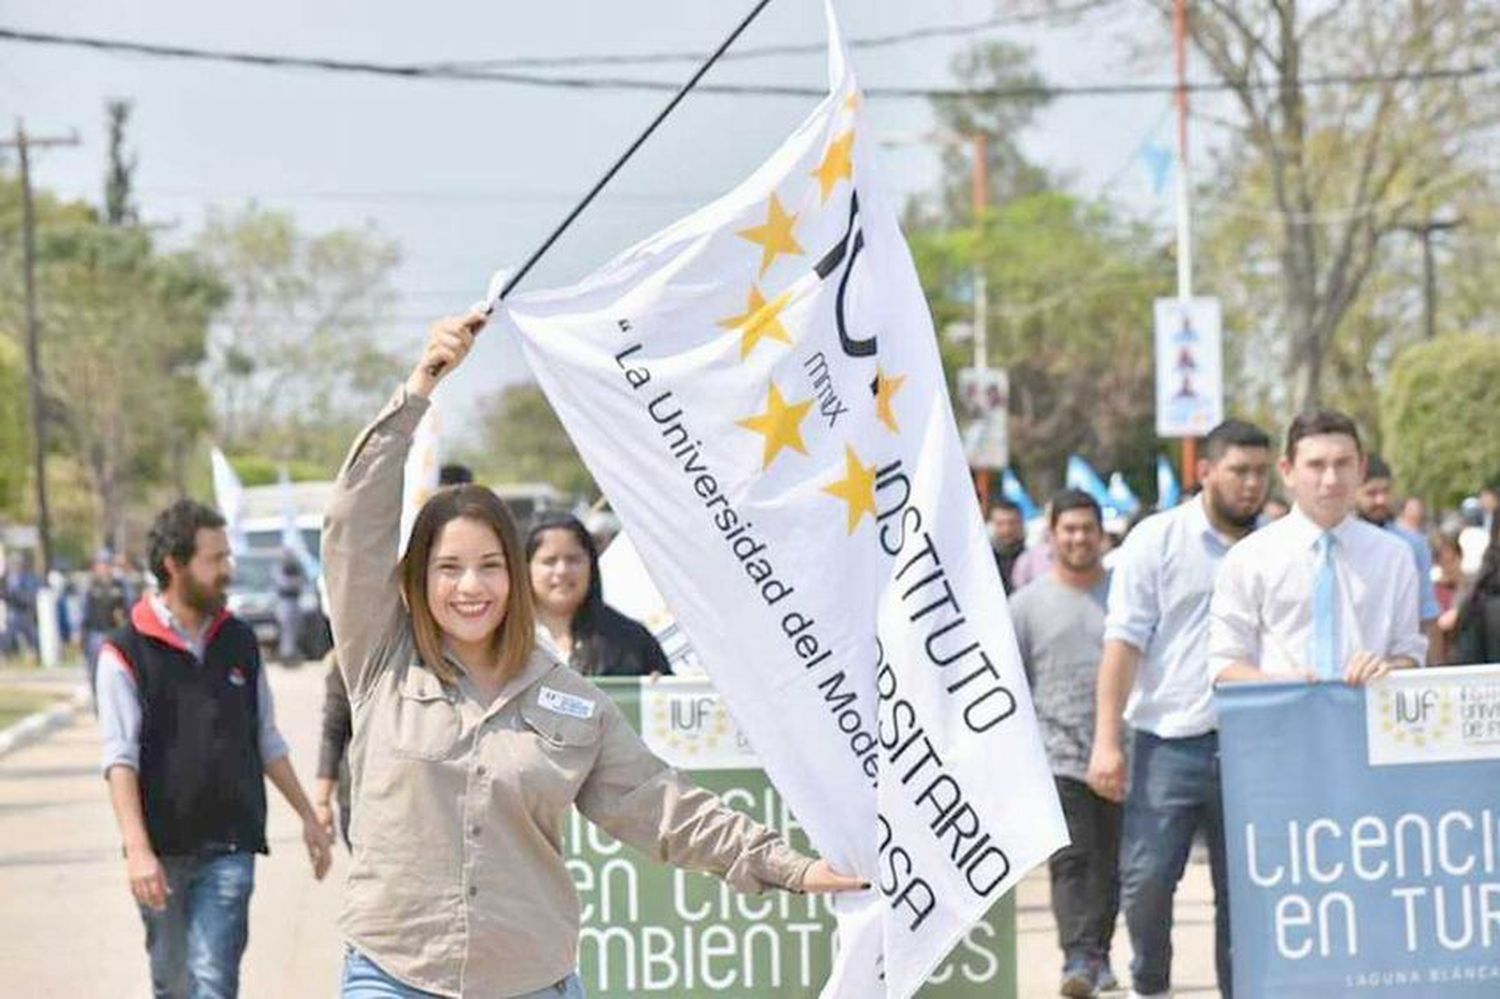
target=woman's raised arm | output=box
[322,313,485,700]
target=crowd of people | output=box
[90,312,864,999]
[20,300,1492,999]
[994,412,1500,998]
[0,549,146,666]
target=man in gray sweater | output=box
[1010,488,1117,998]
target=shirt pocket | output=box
[516,701,604,794]
[391,667,462,761]
[518,701,603,751]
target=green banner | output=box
[568,677,1017,997]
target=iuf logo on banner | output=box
[497,3,1063,996]
[1366,668,1500,765]
[642,679,756,770]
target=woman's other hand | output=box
[800,858,869,894]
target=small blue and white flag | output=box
[1157,454,1182,509]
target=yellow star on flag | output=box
[812,131,855,204]
[873,367,907,434]
[737,194,803,276]
[716,285,794,359]
[737,383,813,469]
[823,444,878,534]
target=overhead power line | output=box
[0,26,1496,100]
[422,4,1102,71]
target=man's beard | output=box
[1057,551,1100,574]
[182,574,227,616]
[1206,485,1261,531]
[1358,507,1391,527]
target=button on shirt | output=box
[1103,495,1233,738]
[1209,507,1428,678]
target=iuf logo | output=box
[227,666,248,688]
[649,693,731,757]
[1378,686,1453,748]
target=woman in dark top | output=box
[526,512,671,676]
[1456,517,1500,665]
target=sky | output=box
[0,0,1187,443]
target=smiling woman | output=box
[403,488,530,699]
[320,311,863,999]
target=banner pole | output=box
[499,0,776,301]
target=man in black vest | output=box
[97,500,331,998]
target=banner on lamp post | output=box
[956,367,1009,471]
[1154,297,1223,437]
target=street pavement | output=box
[1,664,1221,997]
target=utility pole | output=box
[1172,0,1199,490]
[879,129,997,502]
[1,121,79,582]
[1399,217,1462,341]
[970,131,992,505]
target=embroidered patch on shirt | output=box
[537,686,595,720]
[228,666,248,687]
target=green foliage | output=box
[0,334,28,515]
[1154,0,1500,412]
[227,453,332,488]
[476,384,596,497]
[911,191,1170,496]
[0,155,225,552]
[1381,335,1500,508]
[35,218,224,547]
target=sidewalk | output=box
[1,664,1222,997]
[0,663,343,998]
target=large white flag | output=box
[499,4,1065,995]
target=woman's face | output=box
[426,517,510,647]
[529,528,591,620]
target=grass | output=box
[0,687,58,730]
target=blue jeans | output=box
[1120,730,1231,997]
[138,852,255,999]
[340,949,587,998]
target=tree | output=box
[36,223,224,550]
[475,384,595,497]
[912,191,1170,495]
[922,39,1054,224]
[1125,0,1500,411]
[1381,334,1500,508]
[0,127,224,551]
[104,100,138,227]
[194,204,404,467]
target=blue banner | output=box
[1216,668,1500,996]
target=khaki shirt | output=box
[324,387,813,998]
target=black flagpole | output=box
[497,0,776,301]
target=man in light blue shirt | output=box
[1087,420,1273,999]
[1355,453,1440,649]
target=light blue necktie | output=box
[1311,533,1341,679]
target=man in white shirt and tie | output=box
[1210,409,1427,686]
